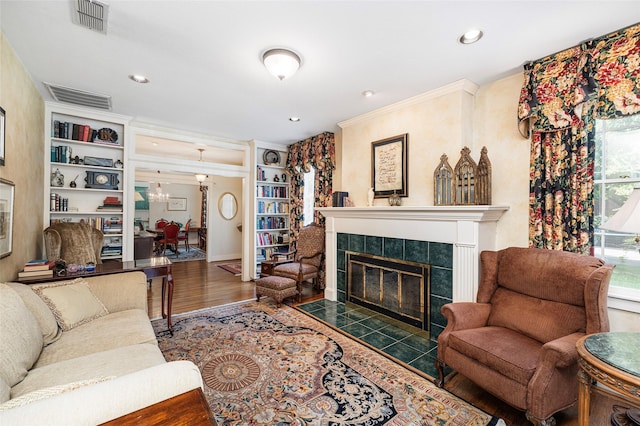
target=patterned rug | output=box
[153,302,503,426]
[218,262,242,275]
[170,247,206,262]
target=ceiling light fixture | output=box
[289,117,300,122]
[262,48,301,80]
[362,90,374,97]
[195,148,208,184]
[459,28,483,44]
[129,74,149,83]
[148,170,170,202]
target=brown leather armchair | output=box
[43,221,105,264]
[273,224,325,300]
[435,247,614,426]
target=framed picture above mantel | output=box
[371,133,408,198]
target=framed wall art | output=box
[371,133,408,198]
[167,197,187,211]
[0,178,15,258]
[0,106,5,166]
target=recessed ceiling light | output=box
[289,117,300,122]
[129,74,149,83]
[362,90,375,97]
[459,29,483,44]
[151,142,158,146]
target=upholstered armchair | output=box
[43,221,105,264]
[435,247,614,426]
[273,224,325,300]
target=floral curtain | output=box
[285,131,335,247]
[518,23,640,253]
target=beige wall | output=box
[0,33,44,282]
[337,74,639,329]
[338,77,529,249]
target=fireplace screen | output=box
[347,252,430,331]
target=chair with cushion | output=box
[43,221,104,264]
[177,219,191,252]
[273,224,325,301]
[435,247,614,426]
[157,222,180,258]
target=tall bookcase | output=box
[44,103,130,261]
[251,142,290,278]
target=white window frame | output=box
[594,117,640,313]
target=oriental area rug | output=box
[153,302,503,426]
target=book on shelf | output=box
[18,269,54,279]
[23,260,55,272]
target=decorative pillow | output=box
[7,282,61,346]
[33,279,108,331]
[0,377,115,411]
[0,284,44,388]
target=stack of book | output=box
[18,259,55,280]
[96,196,122,213]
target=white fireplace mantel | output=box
[317,205,510,303]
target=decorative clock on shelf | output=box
[85,171,119,190]
[263,150,280,165]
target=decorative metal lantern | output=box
[433,154,453,205]
[476,146,492,205]
[453,147,477,205]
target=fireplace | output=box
[348,252,430,331]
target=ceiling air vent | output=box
[44,83,112,110]
[71,0,109,34]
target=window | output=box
[593,115,640,305]
[302,167,315,226]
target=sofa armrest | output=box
[0,361,203,426]
[86,271,149,313]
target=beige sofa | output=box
[0,271,203,425]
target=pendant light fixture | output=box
[195,148,207,184]
[148,170,170,202]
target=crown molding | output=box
[338,79,479,129]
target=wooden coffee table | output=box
[100,388,216,425]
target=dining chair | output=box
[157,222,180,258]
[177,219,191,252]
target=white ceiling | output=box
[1,1,638,146]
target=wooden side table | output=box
[576,332,640,426]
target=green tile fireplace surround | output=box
[336,232,453,340]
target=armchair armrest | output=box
[538,332,583,369]
[441,302,492,331]
[0,361,202,426]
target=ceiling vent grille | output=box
[44,82,112,110]
[71,0,108,34]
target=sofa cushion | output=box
[11,343,165,398]
[34,309,158,368]
[448,326,541,385]
[33,279,108,331]
[487,287,586,343]
[7,282,61,346]
[0,284,43,387]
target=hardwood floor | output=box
[151,259,626,426]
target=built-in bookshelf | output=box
[251,142,290,278]
[44,103,130,261]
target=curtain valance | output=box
[518,22,640,137]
